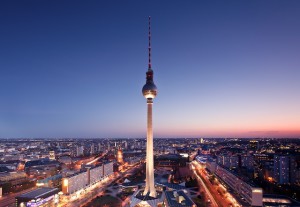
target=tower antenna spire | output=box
[148,16,151,69]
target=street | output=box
[191,161,241,207]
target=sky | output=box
[0,0,300,138]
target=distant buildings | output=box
[241,155,254,170]
[125,155,143,166]
[0,137,299,204]
[217,155,239,169]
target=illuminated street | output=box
[192,161,240,207]
[192,161,241,207]
[191,161,219,207]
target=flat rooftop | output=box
[135,190,163,201]
[16,187,59,199]
[157,182,186,190]
[263,194,300,207]
[165,190,195,207]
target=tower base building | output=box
[130,190,164,207]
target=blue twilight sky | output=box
[0,0,300,138]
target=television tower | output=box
[142,16,157,198]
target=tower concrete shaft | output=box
[143,98,157,197]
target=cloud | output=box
[248,130,280,134]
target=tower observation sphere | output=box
[142,69,157,99]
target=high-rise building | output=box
[241,155,254,170]
[76,146,84,157]
[124,141,128,149]
[249,140,259,151]
[217,155,239,169]
[90,144,95,155]
[274,155,290,184]
[49,151,55,160]
[117,146,124,164]
[98,143,102,152]
[273,155,300,184]
[200,138,204,144]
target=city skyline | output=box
[1,1,300,138]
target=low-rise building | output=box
[15,187,60,207]
[0,172,27,183]
[164,190,196,207]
